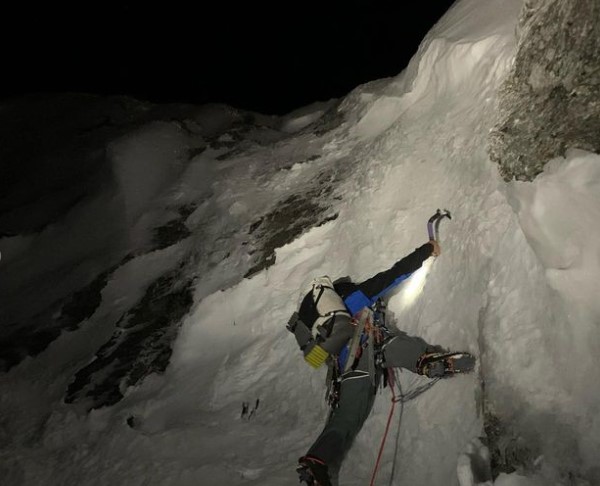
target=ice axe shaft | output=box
[427,209,451,241]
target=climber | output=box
[286,239,460,486]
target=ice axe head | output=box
[427,209,452,241]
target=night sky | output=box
[3,2,456,115]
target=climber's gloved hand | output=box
[429,239,441,257]
[303,342,329,369]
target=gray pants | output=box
[306,331,438,483]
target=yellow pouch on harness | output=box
[304,344,329,368]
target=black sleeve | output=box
[355,243,433,300]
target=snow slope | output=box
[1,0,599,485]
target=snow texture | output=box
[1,0,599,485]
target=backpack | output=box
[298,276,351,339]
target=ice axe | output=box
[427,209,451,241]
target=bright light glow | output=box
[399,258,433,310]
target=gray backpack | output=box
[287,276,351,349]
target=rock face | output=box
[244,170,339,278]
[489,0,600,181]
[65,271,194,410]
[0,262,118,372]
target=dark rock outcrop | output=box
[65,270,194,410]
[483,410,536,479]
[489,0,600,181]
[0,263,120,372]
[244,170,340,278]
[151,204,196,251]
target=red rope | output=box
[369,368,399,486]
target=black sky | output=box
[3,1,456,115]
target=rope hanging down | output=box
[369,369,440,486]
